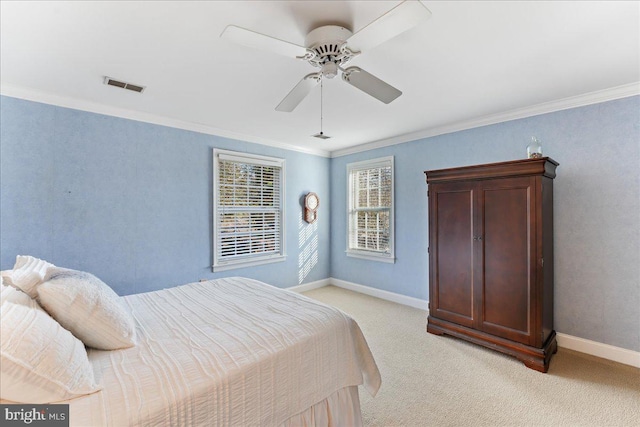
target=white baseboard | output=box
[329,277,430,311]
[293,277,640,369]
[287,278,331,293]
[556,333,640,369]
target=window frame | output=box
[212,149,286,272]
[346,156,395,263]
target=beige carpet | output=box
[303,286,640,427]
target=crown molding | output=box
[3,81,637,160]
[0,83,332,158]
[330,82,640,158]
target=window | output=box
[346,156,395,263]
[213,149,286,271]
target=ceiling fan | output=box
[220,0,432,112]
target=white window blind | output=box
[347,156,395,263]
[213,150,285,271]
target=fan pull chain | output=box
[312,78,330,139]
[320,79,324,136]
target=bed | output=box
[2,272,381,426]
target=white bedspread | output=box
[68,277,380,426]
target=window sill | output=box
[346,251,395,264]
[212,255,286,272]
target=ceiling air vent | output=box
[103,77,145,93]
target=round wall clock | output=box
[305,192,319,210]
[304,192,319,224]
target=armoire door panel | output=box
[478,177,535,344]
[431,186,474,326]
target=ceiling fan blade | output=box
[342,67,402,104]
[275,73,321,112]
[347,0,432,52]
[220,25,308,58]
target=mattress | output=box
[68,277,381,426]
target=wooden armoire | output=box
[425,158,558,372]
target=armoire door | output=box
[429,181,476,328]
[475,176,537,345]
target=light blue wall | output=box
[2,95,638,352]
[331,96,640,352]
[0,96,331,294]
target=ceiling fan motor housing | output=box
[304,25,357,72]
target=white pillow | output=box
[0,289,101,403]
[36,268,137,350]
[7,255,55,297]
[0,270,13,287]
[1,283,30,305]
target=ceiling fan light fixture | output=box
[321,62,338,79]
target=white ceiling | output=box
[1,1,639,157]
